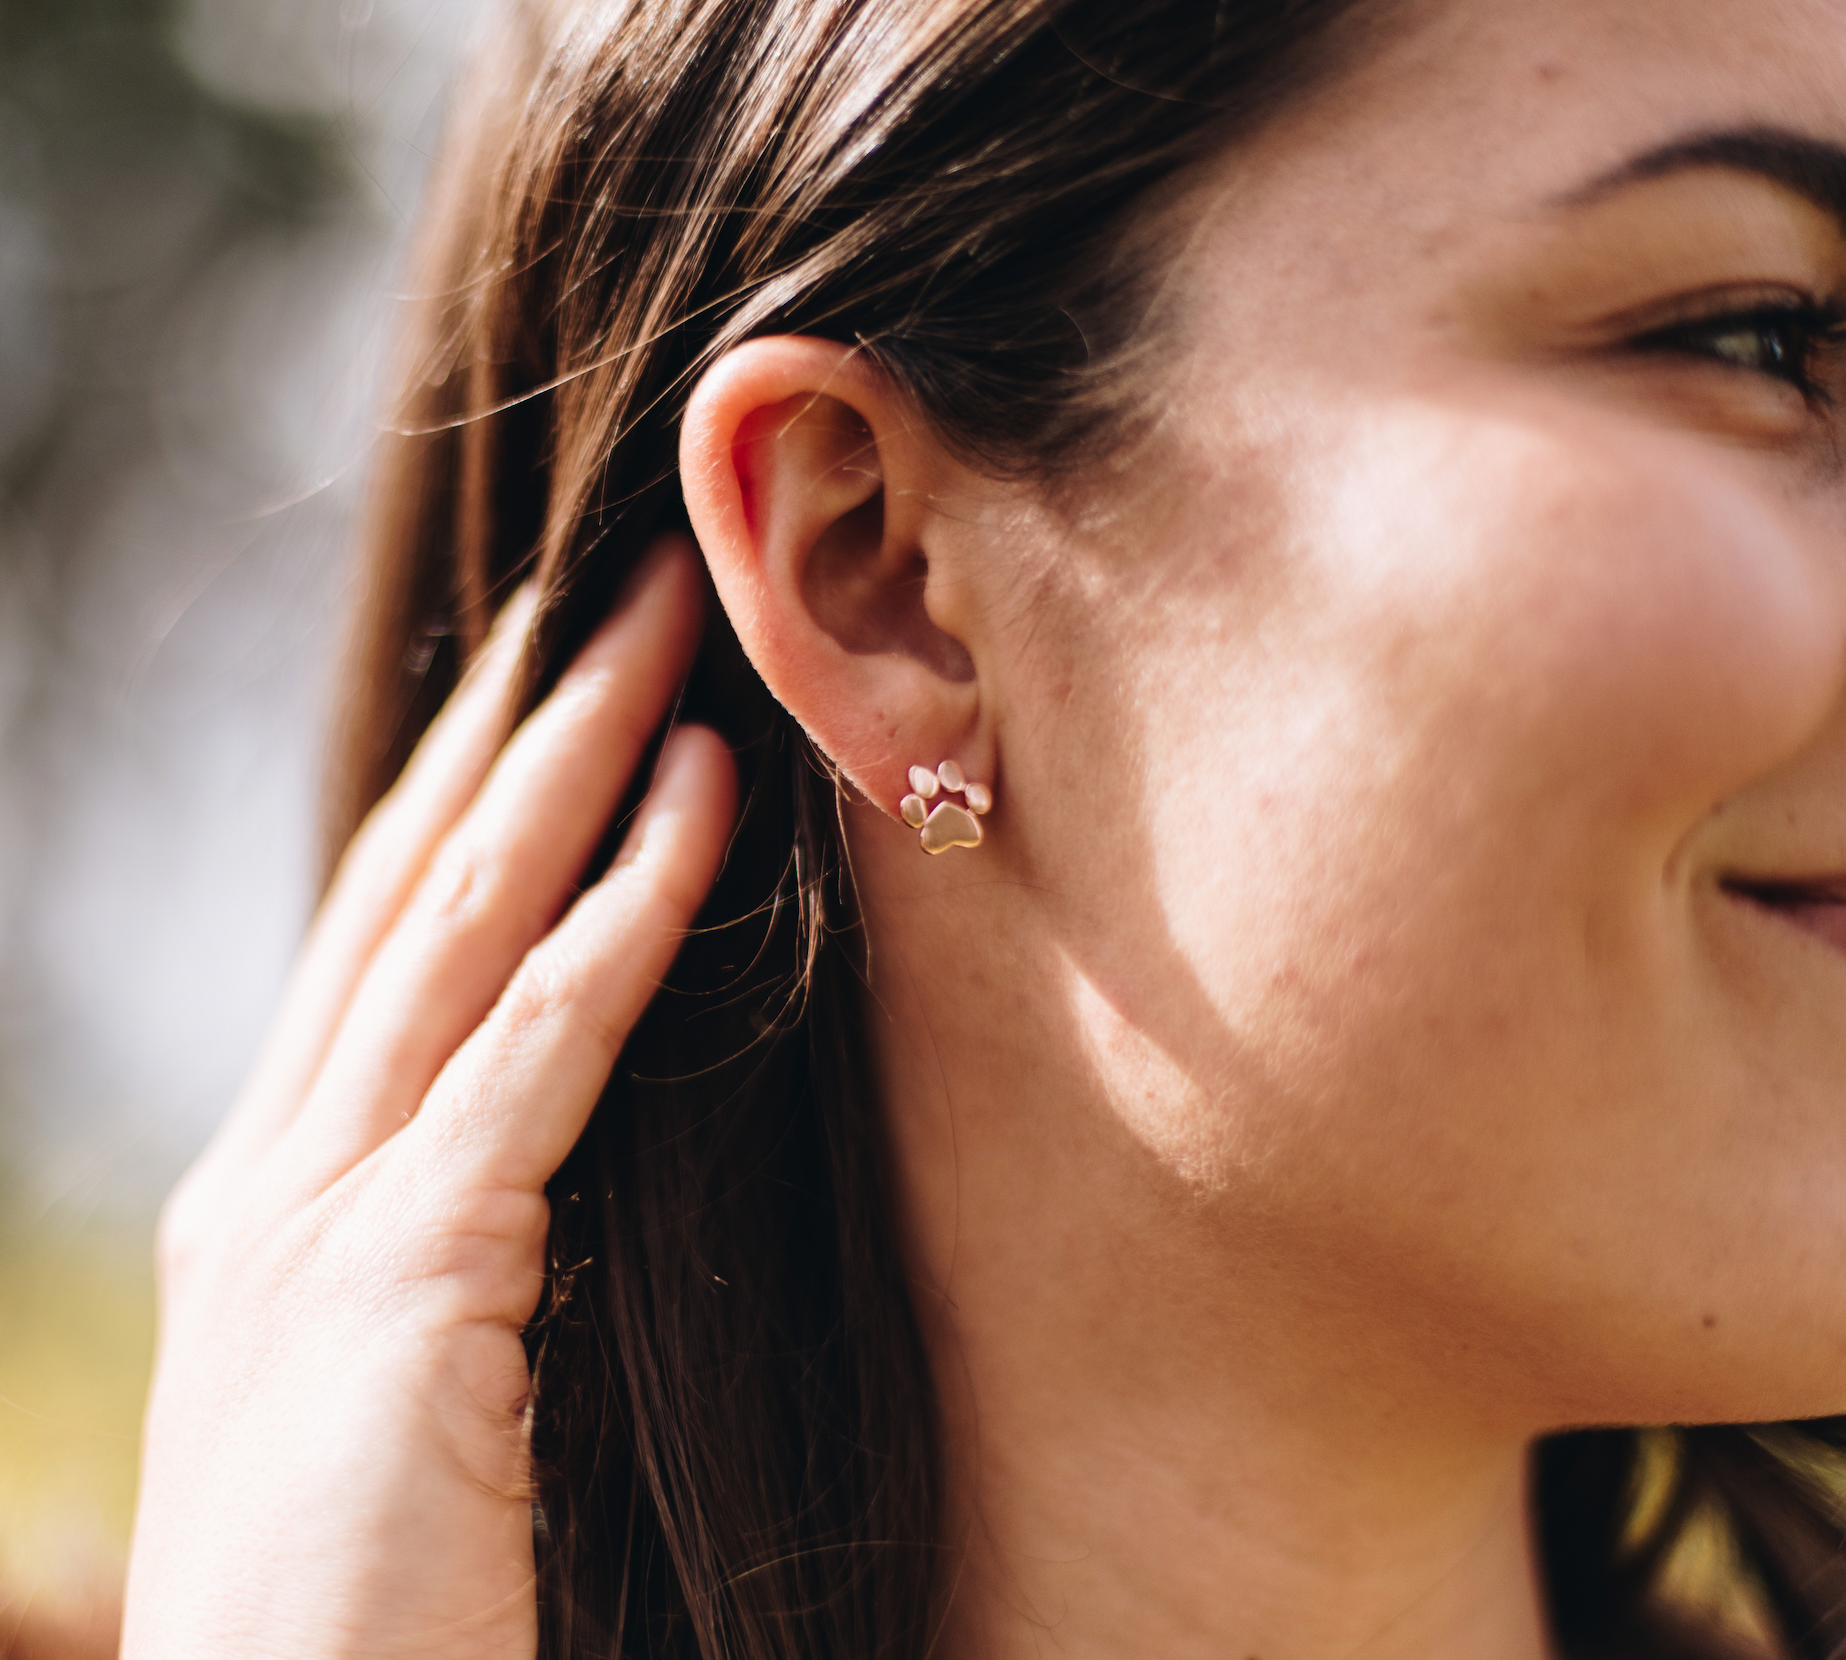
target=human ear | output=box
[680,336,987,815]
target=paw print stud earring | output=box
[900,761,992,854]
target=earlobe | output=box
[680,337,990,818]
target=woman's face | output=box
[925,0,1846,1429]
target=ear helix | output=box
[900,761,992,854]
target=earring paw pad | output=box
[920,801,983,853]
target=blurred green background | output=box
[0,0,472,1645]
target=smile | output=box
[1725,876,1846,953]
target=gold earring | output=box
[900,761,992,854]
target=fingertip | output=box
[430,584,532,717]
[490,578,540,644]
[574,533,709,684]
[458,581,540,689]
[651,723,739,828]
[616,530,705,623]
[612,725,738,916]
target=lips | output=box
[1725,876,1846,953]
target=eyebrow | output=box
[1568,125,1846,233]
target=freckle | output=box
[1703,1314,1718,1329]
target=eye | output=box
[1636,298,1846,400]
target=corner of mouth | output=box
[1722,875,1846,909]
[1721,873,1846,954]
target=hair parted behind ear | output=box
[327,0,1846,1655]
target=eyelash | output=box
[1636,299,1846,402]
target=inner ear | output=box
[804,493,975,683]
[740,389,972,686]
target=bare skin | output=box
[127,0,1846,1657]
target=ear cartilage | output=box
[905,760,991,854]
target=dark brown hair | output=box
[329,2,1846,1656]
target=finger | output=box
[206,582,537,1166]
[289,539,709,1176]
[408,724,737,1195]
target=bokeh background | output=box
[0,0,480,1646]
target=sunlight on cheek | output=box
[1299,392,1837,823]
[1064,953,1241,1188]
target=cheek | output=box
[1299,400,1837,848]
[1030,394,1846,1400]
[1142,395,1839,1024]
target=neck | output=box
[859,857,1554,1660]
[923,1314,1545,1660]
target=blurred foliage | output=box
[0,1216,153,1597]
[0,1151,153,1650]
[0,0,352,504]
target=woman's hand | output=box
[121,540,736,1659]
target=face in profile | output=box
[794,0,1846,1440]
